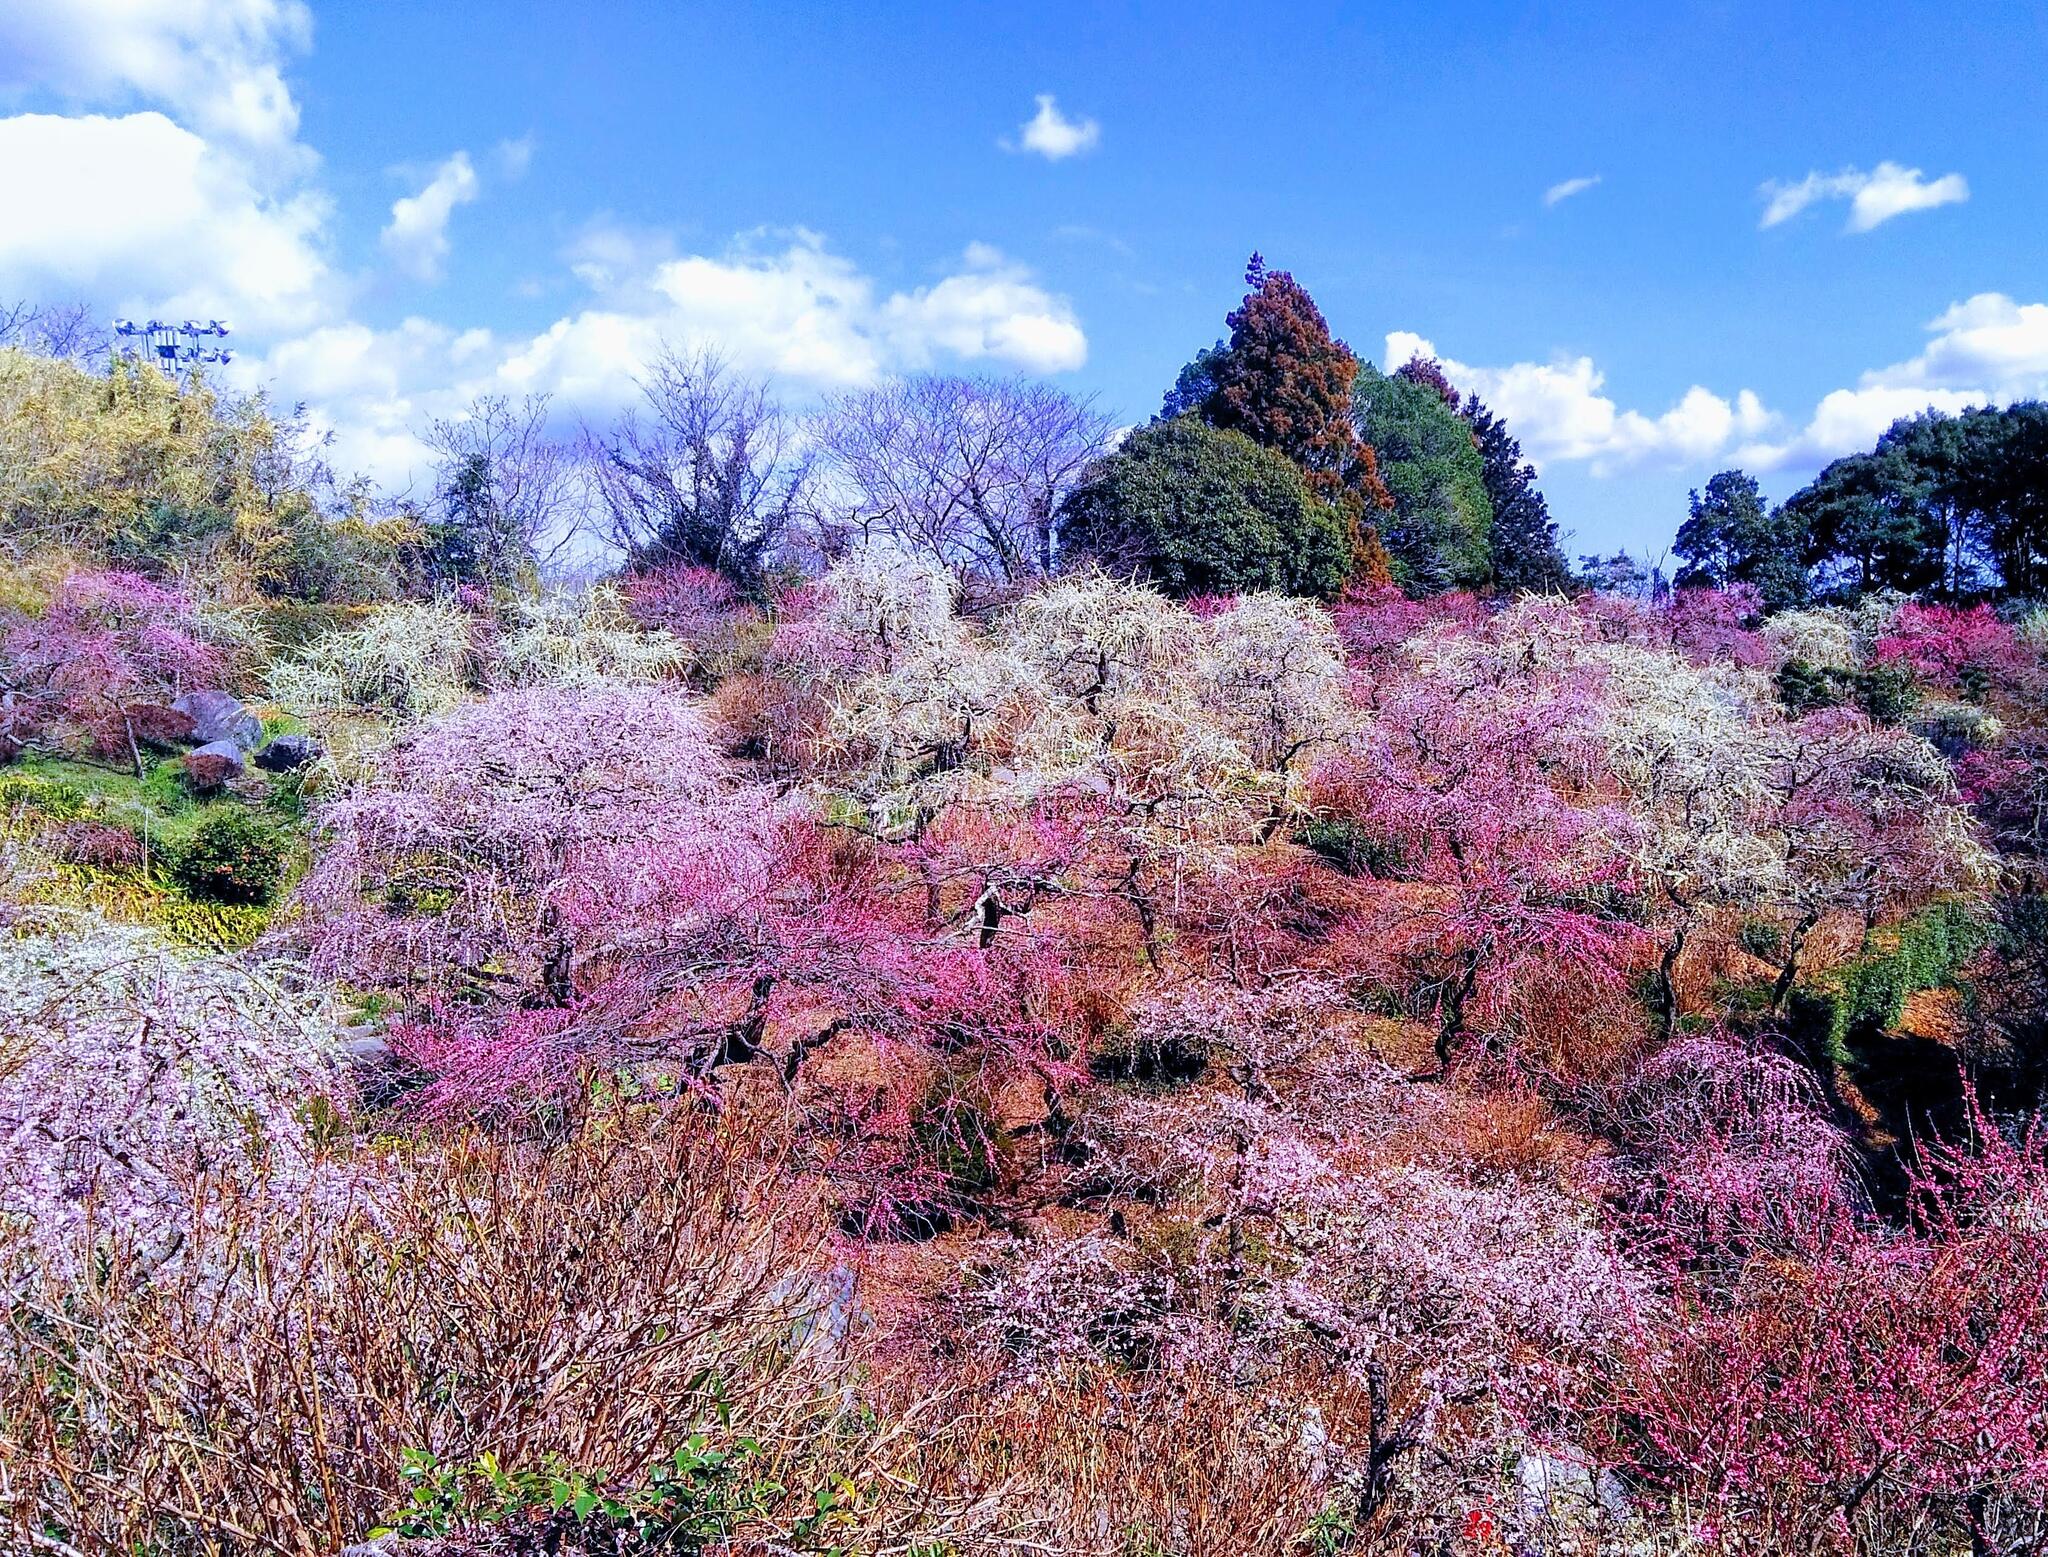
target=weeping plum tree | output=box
[291,680,1084,1149]
[2,568,235,760]
[1309,598,1646,1066]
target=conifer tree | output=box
[1198,256,1392,546]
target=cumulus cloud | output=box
[1543,174,1601,207]
[0,0,334,328]
[243,232,1088,491]
[1738,293,2048,469]
[381,152,480,283]
[1384,331,1773,475]
[1759,161,1968,233]
[0,0,1087,499]
[0,111,331,331]
[1006,94,1100,160]
[0,0,313,170]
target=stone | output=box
[172,690,262,750]
[341,1031,407,1109]
[183,739,246,791]
[254,734,324,772]
[1515,1447,1631,1529]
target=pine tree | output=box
[1463,394,1571,593]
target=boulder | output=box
[1514,1447,1631,1531]
[172,690,262,750]
[254,734,324,772]
[341,1030,408,1109]
[183,739,246,791]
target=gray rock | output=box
[173,690,262,750]
[183,739,246,790]
[1515,1447,1631,1529]
[254,734,323,772]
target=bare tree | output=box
[0,300,108,362]
[585,348,810,587]
[424,394,584,587]
[809,375,1115,583]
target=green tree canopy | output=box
[1054,416,1352,599]
[1352,362,1493,592]
[1674,468,1808,610]
[1463,393,1570,593]
[1785,402,2048,600]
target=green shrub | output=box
[370,1431,815,1548]
[1737,917,1786,962]
[1774,658,1838,715]
[170,809,289,904]
[0,773,88,821]
[1788,901,1987,1067]
[1055,416,1353,600]
[1296,818,1410,879]
[1855,664,1920,725]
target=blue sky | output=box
[3,1,2046,559]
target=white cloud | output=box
[1006,94,1100,160]
[242,232,1088,491]
[1880,293,2048,391]
[1759,161,1967,233]
[0,111,331,331]
[1543,174,1601,207]
[0,0,332,328]
[1737,293,2048,469]
[381,151,480,283]
[1384,330,1774,475]
[0,2,1088,500]
[0,0,313,171]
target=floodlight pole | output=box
[109,317,233,380]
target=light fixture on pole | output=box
[111,318,233,374]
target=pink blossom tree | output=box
[1877,601,2026,691]
[1579,1118,2048,1552]
[2,569,235,759]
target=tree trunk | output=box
[1771,910,1822,1012]
[1657,923,1690,1034]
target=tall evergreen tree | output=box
[1159,340,1224,420]
[1197,256,1392,538]
[1393,354,1461,408]
[1785,404,2048,601]
[1782,447,1942,599]
[1463,393,1570,593]
[1353,361,1493,592]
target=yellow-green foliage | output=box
[15,859,269,949]
[1788,900,1988,1066]
[0,348,420,603]
[0,350,222,547]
